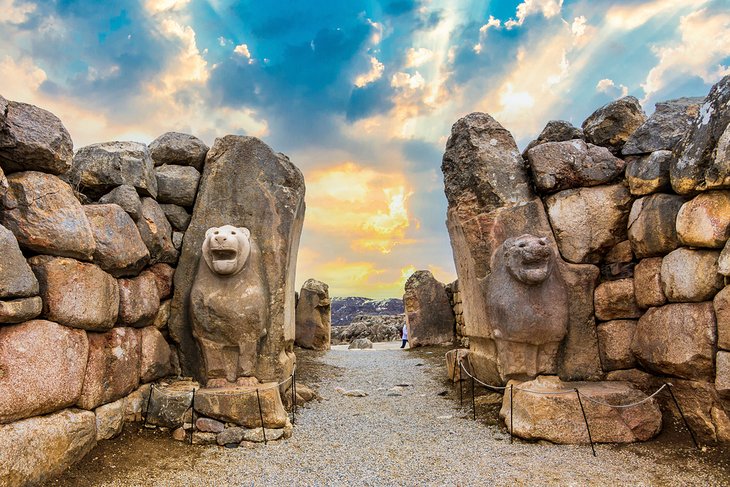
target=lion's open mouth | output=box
[211,248,238,261]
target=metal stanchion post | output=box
[509,384,514,444]
[144,384,154,428]
[291,372,296,426]
[189,388,196,445]
[575,389,596,457]
[256,388,268,445]
[665,382,700,450]
[459,361,463,406]
[471,374,476,420]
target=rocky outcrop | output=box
[331,315,403,344]
[149,132,208,171]
[0,320,88,423]
[68,141,158,199]
[623,97,703,155]
[83,204,150,277]
[330,297,404,325]
[582,96,647,154]
[0,95,74,175]
[170,136,305,383]
[500,376,662,443]
[295,278,331,350]
[1,171,96,260]
[403,270,455,347]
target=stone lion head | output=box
[503,234,553,285]
[202,225,251,276]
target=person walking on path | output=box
[400,324,408,348]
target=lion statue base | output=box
[190,225,270,388]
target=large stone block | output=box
[526,139,625,193]
[193,384,288,428]
[657,379,730,443]
[597,320,637,371]
[623,97,703,155]
[625,150,672,196]
[633,257,666,308]
[155,164,200,208]
[0,223,38,299]
[500,376,662,443]
[720,240,730,276]
[546,184,632,264]
[68,141,157,199]
[295,278,331,350]
[0,96,73,175]
[84,204,150,277]
[715,286,730,351]
[0,296,42,324]
[77,328,141,410]
[145,380,196,428]
[98,184,142,221]
[403,270,455,347]
[147,263,175,300]
[0,320,88,424]
[627,193,685,258]
[95,397,125,441]
[594,279,642,321]
[632,302,716,381]
[582,96,647,154]
[136,197,178,265]
[170,136,305,383]
[160,203,191,231]
[671,76,730,195]
[522,120,583,155]
[118,271,160,328]
[0,409,96,486]
[139,326,172,383]
[1,171,96,260]
[29,256,119,331]
[676,191,730,248]
[149,132,208,171]
[717,351,730,397]
[661,248,723,302]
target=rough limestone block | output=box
[404,270,455,347]
[625,150,672,196]
[95,397,125,440]
[149,132,208,171]
[295,278,332,350]
[633,258,666,308]
[597,320,637,371]
[98,184,142,221]
[145,380,196,428]
[716,352,730,398]
[139,326,172,383]
[0,223,38,299]
[118,271,160,328]
[155,164,201,208]
[715,286,730,351]
[136,197,178,265]
[147,263,175,300]
[661,248,723,302]
[627,193,685,258]
[676,191,730,248]
[84,204,150,277]
[622,97,703,155]
[194,384,288,428]
[582,96,647,154]
[594,279,642,321]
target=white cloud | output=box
[596,78,629,98]
[605,0,709,30]
[641,7,730,101]
[505,0,564,29]
[571,16,587,37]
[156,19,208,91]
[354,56,384,87]
[145,0,190,14]
[217,36,227,47]
[391,71,426,90]
[0,0,36,23]
[479,15,501,33]
[233,43,251,58]
[405,47,433,68]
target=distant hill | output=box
[330,297,404,326]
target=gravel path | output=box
[59,343,729,486]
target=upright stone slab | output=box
[83,204,150,277]
[403,270,455,347]
[169,136,305,382]
[0,223,38,299]
[295,278,331,350]
[622,97,703,155]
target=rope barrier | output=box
[581,384,668,408]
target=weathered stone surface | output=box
[605,368,655,392]
[95,397,125,440]
[627,193,686,258]
[145,381,196,428]
[720,240,730,276]
[68,141,157,199]
[582,96,647,154]
[84,204,150,277]
[0,296,42,324]
[0,409,96,486]
[671,76,730,194]
[348,337,373,349]
[717,351,730,397]
[217,426,245,445]
[526,139,625,193]
[634,257,666,308]
[29,256,119,331]
[136,197,178,265]
[170,136,305,383]
[657,379,730,443]
[623,97,704,155]
[594,279,642,321]
[445,349,471,382]
[403,270,455,348]
[195,417,224,433]
[242,424,288,442]
[295,278,331,350]
[597,320,637,371]
[661,248,723,302]
[1,171,96,260]
[155,165,200,207]
[632,302,716,381]
[139,326,172,383]
[522,120,583,155]
[153,299,171,330]
[0,223,38,299]
[625,150,672,196]
[149,132,208,171]
[191,431,217,445]
[714,286,730,351]
[605,240,633,264]
[123,383,151,422]
[0,320,88,423]
[98,184,143,221]
[78,328,141,410]
[676,191,730,248]
[0,97,73,175]
[160,203,191,231]
[118,271,160,328]
[173,231,183,250]
[546,184,632,264]
[0,166,7,200]
[194,384,288,428]
[500,376,662,443]
[148,263,175,300]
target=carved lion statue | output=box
[190,225,269,388]
[486,234,569,380]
